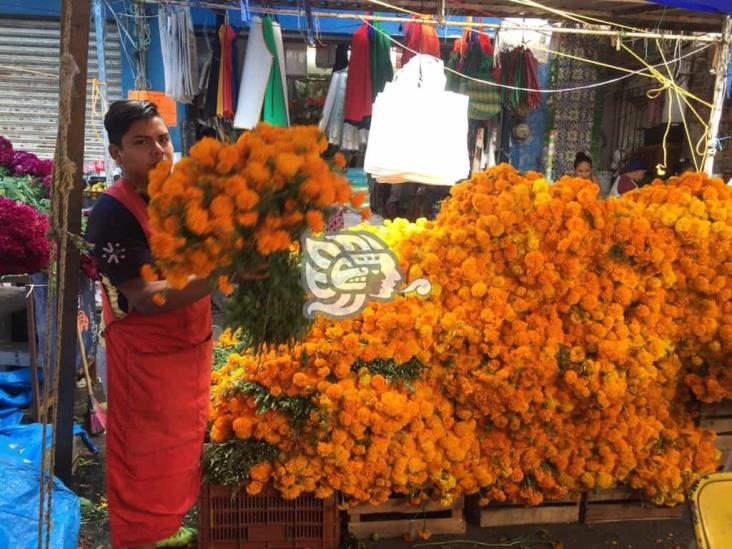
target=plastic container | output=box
[198,483,340,548]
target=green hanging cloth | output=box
[261,16,288,127]
[369,22,393,100]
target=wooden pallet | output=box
[700,399,732,470]
[583,486,684,524]
[466,495,580,527]
[347,496,465,539]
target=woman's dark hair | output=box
[104,100,162,147]
[574,151,592,168]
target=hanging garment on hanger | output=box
[216,24,227,117]
[231,29,240,111]
[261,15,289,127]
[402,22,440,66]
[447,31,501,120]
[369,22,393,100]
[219,24,237,119]
[158,7,198,103]
[344,24,373,127]
[320,69,348,146]
[233,17,273,129]
[204,16,223,118]
[334,44,349,71]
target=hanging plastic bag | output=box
[364,55,470,186]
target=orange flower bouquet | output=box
[146,123,365,348]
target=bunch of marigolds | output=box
[144,124,366,346]
[208,165,731,511]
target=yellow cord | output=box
[367,0,429,19]
[90,78,110,149]
[507,0,646,34]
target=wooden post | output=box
[55,0,90,484]
[703,16,731,175]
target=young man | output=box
[86,100,262,549]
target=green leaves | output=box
[0,172,49,214]
[227,380,316,429]
[202,439,279,488]
[225,250,312,351]
[352,357,425,386]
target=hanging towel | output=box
[344,24,373,127]
[233,17,273,129]
[261,15,289,127]
[369,22,393,100]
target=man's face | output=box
[109,116,173,192]
[630,169,646,182]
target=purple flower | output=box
[0,136,13,168]
[0,196,50,275]
[11,151,53,179]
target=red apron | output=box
[102,179,212,548]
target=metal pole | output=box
[55,0,89,484]
[703,16,731,175]
[93,0,114,188]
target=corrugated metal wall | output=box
[0,18,121,162]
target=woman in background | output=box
[573,152,600,184]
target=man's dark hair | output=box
[104,100,162,147]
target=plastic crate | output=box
[198,483,340,549]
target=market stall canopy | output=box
[262,0,727,33]
[649,0,732,15]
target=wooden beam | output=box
[54,0,89,485]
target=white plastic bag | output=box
[364,55,469,186]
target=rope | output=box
[90,78,110,149]
[0,64,58,79]
[361,19,711,95]
[37,0,79,546]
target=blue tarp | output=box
[649,0,732,14]
[0,456,80,549]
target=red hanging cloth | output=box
[344,24,373,126]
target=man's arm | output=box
[118,276,213,315]
[118,263,270,315]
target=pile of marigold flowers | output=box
[145,124,367,347]
[207,165,730,510]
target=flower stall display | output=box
[206,165,731,512]
[145,124,366,348]
[0,196,50,275]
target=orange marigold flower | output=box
[333,152,346,169]
[140,264,157,283]
[305,210,325,233]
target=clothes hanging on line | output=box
[401,21,440,66]
[233,16,290,129]
[158,6,199,103]
[320,69,369,151]
[203,17,223,119]
[216,24,237,119]
[344,22,393,128]
[447,29,502,120]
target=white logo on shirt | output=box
[102,242,126,265]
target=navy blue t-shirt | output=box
[85,194,152,314]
